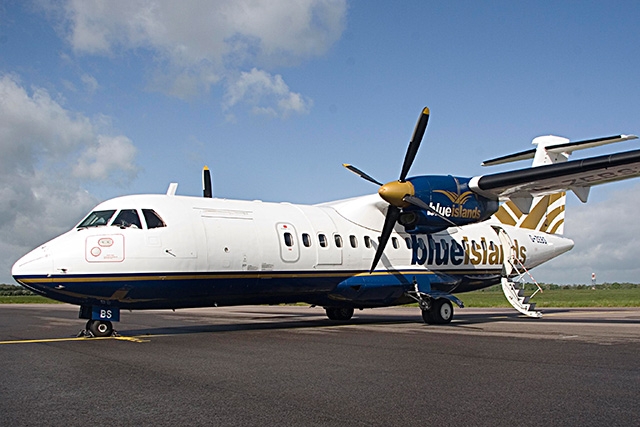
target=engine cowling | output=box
[398,175,499,234]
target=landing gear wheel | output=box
[421,299,453,325]
[421,308,434,324]
[87,320,114,337]
[433,299,453,324]
[325,307,354,321]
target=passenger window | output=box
[142,209,166,229]
[284,232,294,247]
[392,237,399,249]
[349,235,358,248]
[302,233,311,247]
[405,237,412,249]
[318,234,328,248]
[334,235,343,248]
[77,210,116,228]
[364,236,372,248]
[112,209,142,229]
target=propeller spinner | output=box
[344,107,452,272]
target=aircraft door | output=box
[277,223,300,263]
[202,215,257,271]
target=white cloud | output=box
[0,74,138,283]
[224,68,312,118]
[80,73,99,94]
[73,135,138,181]
[533,184,640,284]
[56,0,346,112]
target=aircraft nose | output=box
[11,245,53,281]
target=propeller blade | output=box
[403,195,457,227]
[343,164,383,186]
[203,166,212,198]
[370,205,400,273]
[399,107,430,181]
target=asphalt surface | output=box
[1,304,639,426]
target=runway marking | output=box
[0,335,151,345]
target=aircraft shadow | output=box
[118,314,420,337]
[116,307,640,337]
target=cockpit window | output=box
[77,210,116,228]
[112,209,142,229]
[142,209,166,229]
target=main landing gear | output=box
[325,307,354,321]
[405,284,461,325]
[420,299,453,325]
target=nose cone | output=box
[378,181,415,207]
[11,245,53,282]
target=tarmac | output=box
[1,304,639,426]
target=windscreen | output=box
[77,210,116,228]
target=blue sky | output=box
[2,0,640,285]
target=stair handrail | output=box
[507,252,543,299]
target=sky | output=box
[1,0,640,285]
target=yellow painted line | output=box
[0,335,151,345]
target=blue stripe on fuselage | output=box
[14,268,501,309]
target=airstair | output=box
[493,226,543,318]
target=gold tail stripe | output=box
[549,218,565,234]
[494,206,517,226]
[520,195,551,230]
[505,200,524,219]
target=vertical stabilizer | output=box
[494,135,569,235]
[494,192,566,235]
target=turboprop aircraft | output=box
[11,107,640,337]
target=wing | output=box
[469,148,640,203]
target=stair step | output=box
[501,278,542,318]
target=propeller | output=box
[203,166,213,198]
[344,107,431,272]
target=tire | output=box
[421,308,434,324]
[87,320,114,337]
[325,307,354,321]
[432,299,453,324]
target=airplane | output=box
[11,107,640,337]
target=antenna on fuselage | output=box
[203,166,213,198]
[166,183,178,196]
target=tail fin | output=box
[494,192,566,235]
[493,135,570,235]
[485,133,638,235]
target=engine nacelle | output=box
[398,175,499,234]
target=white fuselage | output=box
[12,193,574,309]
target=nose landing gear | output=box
[78,305,119,337]
[77,320,116,337]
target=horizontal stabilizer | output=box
[545,134,637,155]
[482,148,535,167]
[482,134,638,167]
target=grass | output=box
[456,287,640,308]
[0,295,63,304]
[455,282,640,307]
